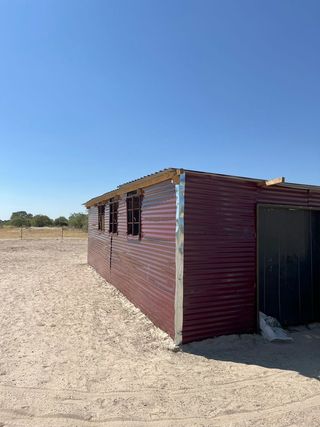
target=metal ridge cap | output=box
[185,169,320,191]
[183,169,266,183]
[277,181,320,191]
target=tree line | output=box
[0,211,88,229]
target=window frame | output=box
[109,197,119,234]
[97,204,105,231]
[126,190,142,238]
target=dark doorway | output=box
[258,206,320,326]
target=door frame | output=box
[256,203,320,330]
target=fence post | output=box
[20,227,22,240]
[61,227,64,240]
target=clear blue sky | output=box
[1,0,320,220]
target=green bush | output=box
[32,215,54,227]
[10,211,33,227]
[54,216,69,227]
[68,212,88,230]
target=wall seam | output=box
[174,173,185,345]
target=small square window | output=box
[98,205,105,231]
[126,190,142,237]
[109,198,118,234]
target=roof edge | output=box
[185,169,320,191]
[84,168,182,208]
[84,167,320,208]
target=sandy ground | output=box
[1,240,320,427]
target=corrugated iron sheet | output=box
[85,168,179,208]
[88,204,111,282]
[88,168,320,344]
[117,168,176,187]
[183,172,320,343]
[88,179,176,338]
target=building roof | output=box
[84,168,181,208]
[84,168,320,208]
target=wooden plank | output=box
[264,176,285,186]
[257,176,285,187]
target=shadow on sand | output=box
[182,323,320,380]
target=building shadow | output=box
[182,324,320,380]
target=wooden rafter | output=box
[263,177,285,187]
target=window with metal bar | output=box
[109,198,118,233]
[98,205,105,231]
[126,190,141,237]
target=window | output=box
[98,205,105,231]
[126,190,141,236]
[109,198,118,233]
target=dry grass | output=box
[0,227,87,239]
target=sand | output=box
[0,239,320,427]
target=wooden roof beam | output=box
[260,176,285,187]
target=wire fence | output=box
[0,227,87,240]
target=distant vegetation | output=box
[0,211,88,230]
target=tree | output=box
[68,212,88,230]
[54,216,69,227]
[10,211,33,227]
[32,215,53,227]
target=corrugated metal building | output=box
[85,168,320,344]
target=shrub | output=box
[10,211,33,227]
[32,215,53,227]
[68,212,88,230]
[54,216,69,227]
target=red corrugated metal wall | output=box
[88,180,176,338]
[183,172,320,343]
[88,204,111,282]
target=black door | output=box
[258,206,320,326]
